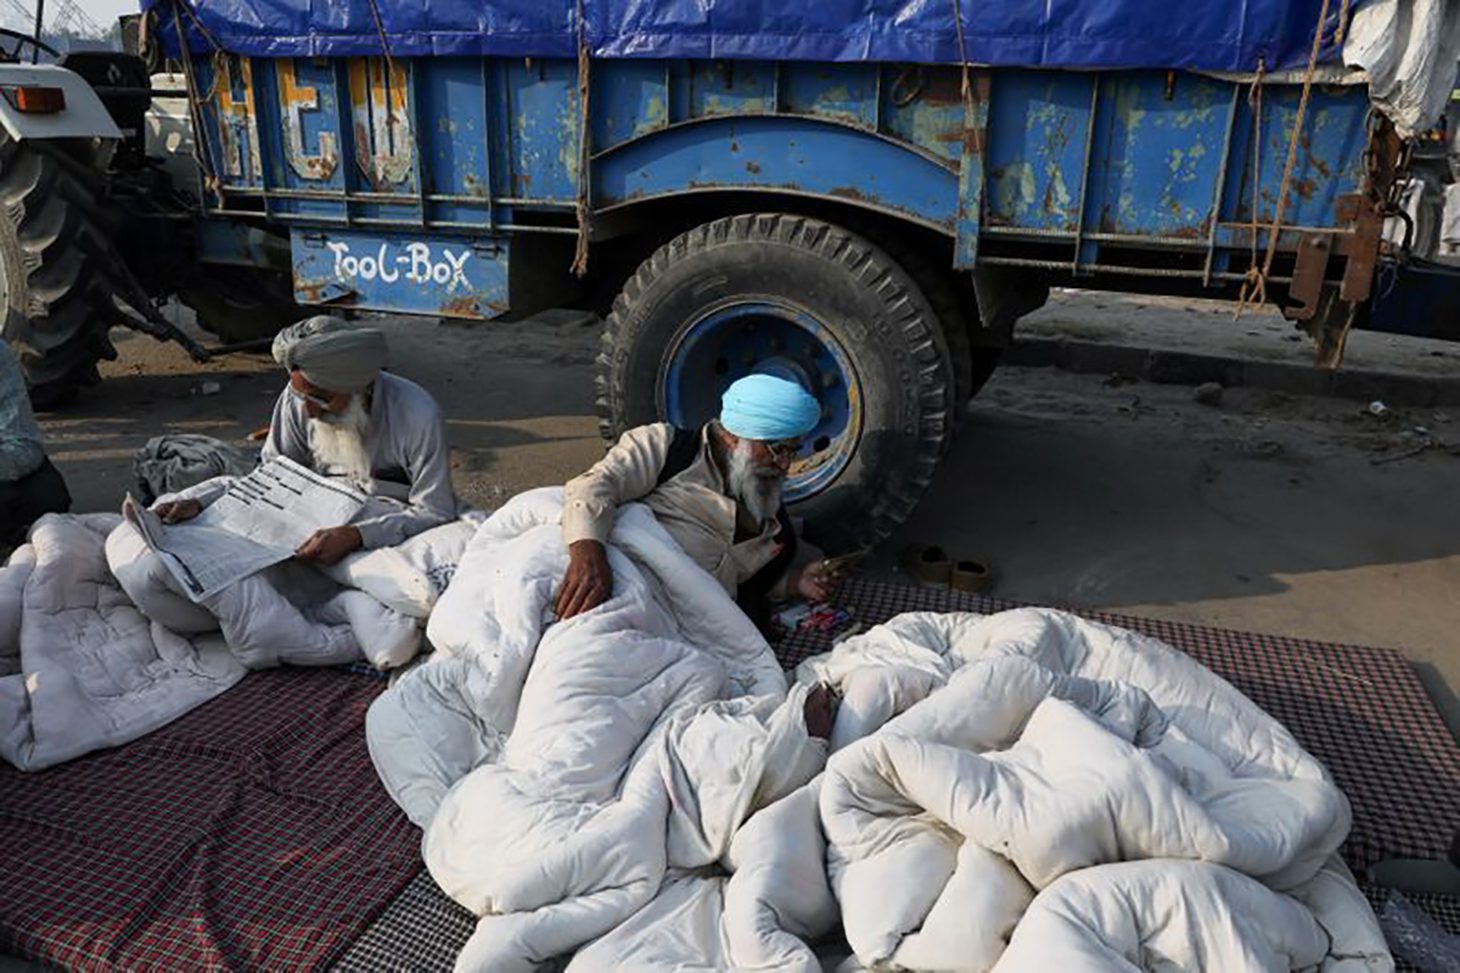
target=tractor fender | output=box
[0,63,121,141]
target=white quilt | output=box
[366,489,825,972]
[0,486,478,772]
[0,513,243,771]
[800,609,1393,972]
[368,503,1393,972]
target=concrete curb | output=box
[1007,337,1460,408]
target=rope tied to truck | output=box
[361,0,407,190]
[1239,58,1268,311]
[168,0,226,201]
[950,0,974,131]
[571,0,592,278]
[1235,0,1336,317]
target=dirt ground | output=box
[46,293,1460,726]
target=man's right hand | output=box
[154,498,203,524]
[555,539,613,620]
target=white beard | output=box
[307,394,373,491]
[726,439,785,525]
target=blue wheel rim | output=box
[659,299,862,502]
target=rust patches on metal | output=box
[294,278,357,305]
[1284,232,1333,320]
[1336,192,1382,303]
[346,57,414,187]
[462,172,490,198]
[1043,179,1062,218]
[916,71,964,107]
[277,59,338,181]
[828,185,874,204]
[214,55,263,180]
[439,294,485,318]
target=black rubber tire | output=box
[876,237,976,412]
[0,130,122,409]
[596,213,955,550]
[179,266,303,344]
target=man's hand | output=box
[154,498,203,524]
[555,539,613,620]
[804,683,836,740]
[295,525,363,566]
[792,561,837,603]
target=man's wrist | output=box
[342,523,370,551]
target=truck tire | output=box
[179,267,303,344]
[597,213,955,550]
[0,131,122,408]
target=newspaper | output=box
[122,456,366,602]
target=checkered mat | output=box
[338,577,1460,970]
[0,668,420,972]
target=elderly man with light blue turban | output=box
[558,373,835,628]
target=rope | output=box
[360,0,405,187]
[570,0,592,277]
[364,0,401,90]
[168,0,224,200]
[950,0,974,122]
[1236,0,1332,316]
[1235,60,1266,315]
[1335,0,1353,46]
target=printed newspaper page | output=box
[123,456,366,602]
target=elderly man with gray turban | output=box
[556,373,837,630]
[157,315,457,564]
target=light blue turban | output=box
[719,374,821,441]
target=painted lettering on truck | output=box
[324,240,472,291]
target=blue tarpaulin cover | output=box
[147,0,1348,73]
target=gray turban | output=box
[272,315,388,393]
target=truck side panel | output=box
[184,54,1377,315]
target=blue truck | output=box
[0,0,1448,546]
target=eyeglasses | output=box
[762,439,802,462]
[289,385,336,410]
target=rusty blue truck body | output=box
[188,56,1381,322]
[170,48,1407,545]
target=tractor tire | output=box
[596,213,955,550]
[0,131,123,409]
[179,266,304,344]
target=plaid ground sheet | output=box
[340,578,1460,970]
[0,667,421,972]
[334,870,476,971]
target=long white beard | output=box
[307,395,373,491]
[726,439,785,525]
